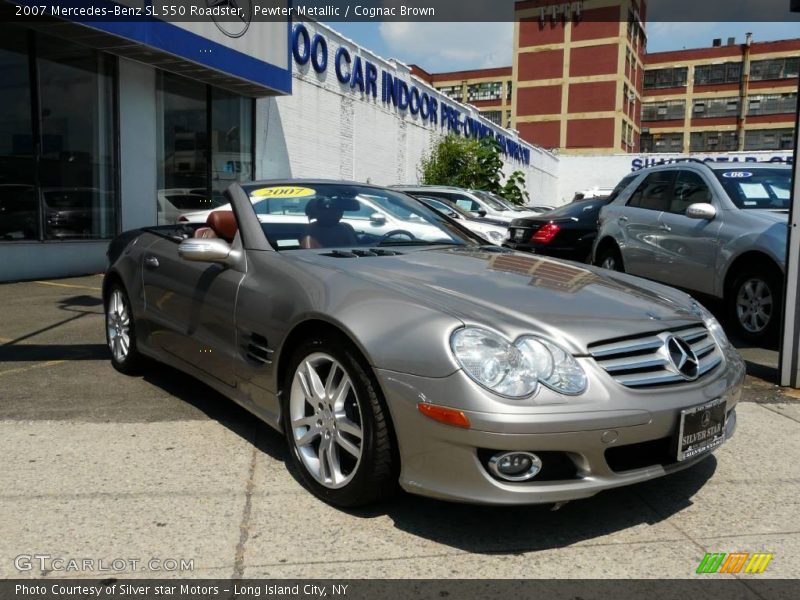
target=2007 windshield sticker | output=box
[251,186,316,198]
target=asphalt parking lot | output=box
[1,275,800,579]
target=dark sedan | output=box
[504,197,612,263]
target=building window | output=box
[743,128,795,151]
[467,81,503,102]
[482,110,502,126]
[640,132,683,153]
[505,110,511,128]
[437,85,462,101]
[749,57,800,81]
[643,67,688,90]
[694,62,742,85]
[747,93,797,116]
[690,131,738,152]
[622,122,634,149]
[0,25,118,242]
[642,100,685,121]
[692,96,740,118]
[506,81,512,101]
[157,73,254,225]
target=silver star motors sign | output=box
[207,0,253,38]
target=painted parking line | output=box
[33,280,102,292]
[0,359,68,378]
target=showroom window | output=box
[156,73,254,224]
[0,25,118,242]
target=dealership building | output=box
[0,9,553,282]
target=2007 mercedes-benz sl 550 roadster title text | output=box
[104,181,744,507]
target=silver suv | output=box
[594,161,792,343]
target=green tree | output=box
[419,134,530,205]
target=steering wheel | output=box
[378,229,416,243]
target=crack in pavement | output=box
[232,424,260,579]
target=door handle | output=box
[618,216,629,223]
[659,224,671,232]
[144,256,160,269]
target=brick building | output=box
[419,0,799,155]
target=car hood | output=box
[741,208,789,225]
[294,247,701,354]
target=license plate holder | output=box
[514,228,525,242]
[677,398,726,461]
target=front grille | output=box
[589,325,722,388]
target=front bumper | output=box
[376,347,745,505]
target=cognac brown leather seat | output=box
[194,210,238,242]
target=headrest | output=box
[304,197,360,219]
[206,210,237,242]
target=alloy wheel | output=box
[736,278,773,334]
[289,353,364,489]
[601,256,617,270]
[106,289,131,362]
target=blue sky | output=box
[327,22,800,73]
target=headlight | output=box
[487,230,504,243]
[450,327,587,398]
[691,301,730,347]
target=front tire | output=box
[282,335,396,507]
[727,267,783,344]
[105,283,144,374]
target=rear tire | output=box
[105,283,144,374]
[282,334,396,507]
[727,266,783,345]
[597,245,624,272]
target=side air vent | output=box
[245,333,273,366]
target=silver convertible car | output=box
[104,180,745,507]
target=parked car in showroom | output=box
[505,196,612,262]
[105,179,744,508]
[415,195,508,245]
[394,185,545,223]
[594,161,792,343]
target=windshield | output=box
[472,190,512,211]
[418,196,472,219]
[244,183,479,251]
[714,168,792,210]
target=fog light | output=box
[488,451,542,482]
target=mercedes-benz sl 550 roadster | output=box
[104,181,744,507]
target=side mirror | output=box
[686,203,717,220]
[178,238,232,264]
[370,212,387,225]
[472,210,487,218]
[448,211,460,219]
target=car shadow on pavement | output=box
[135,361,717,553]
[345,458,717,553]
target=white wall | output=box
[256,21,560,205]
[556,150,795,205]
